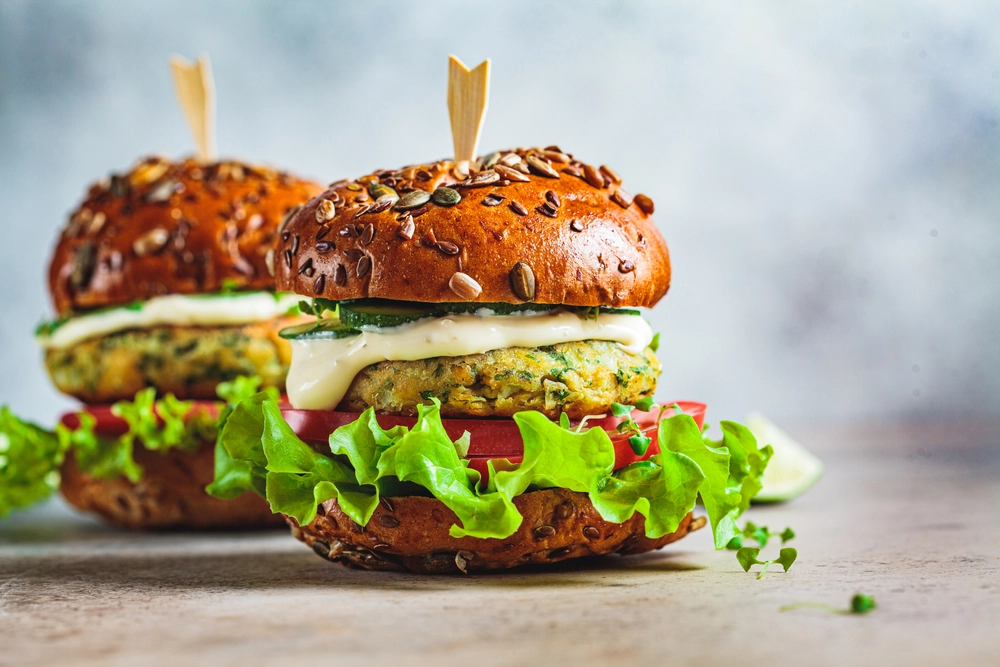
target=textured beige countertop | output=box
[1,421,997,667]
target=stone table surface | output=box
[1,420,997,667]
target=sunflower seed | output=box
[378,515,400,528]
[634,193,655,215]
[130,160,169,186]
[144,178,176,203]
[610,188,634,208]
[298,257,314,276]
[582,526,601,540]
[541,150,570,164]
[316,199,336,223]
[416,169,432,181]
[513,161,531,175]
[397,215,415,240]
[316,225,331,240]
[110,174,129,198]
[526,154,560,178]
[459,170,500,188]
[509,201,528,216]
[284,249,293,267]
[554,502,574,520]
[482,152,501,168]
[499,153,522,167]
[291,235,300,254]
[334,263,347,285]
[482,193,505,206]
[583,164,605,188]
[436,241,460,256]
[265,249,276,276]
[311,540,332,560]
[369,194,396,213]
[87,211,107,235]
[316,241,334,253]
[132,228,170,256]
[533,525,556,538]
[563,165,583,178]
[357,255,372,278]
[395,189,431,210]
[410,205,430,218]
[353,204,371,219]
[600,165,622,184]
[431,187,461,207]
[361,223,375,245]
[509,262,536,301]
[494,165,529,183]
[345,248,364,261]
[379,497,395,512]
[618,258,635,273]
[313,273,326,294]
[448,272,482,300]
[536,204,558,218]
[570,219,584,232]
[545,190,561,208]
[455,550,473,574]
[354,194,369,204]
[70,242,97,290]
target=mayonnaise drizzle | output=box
[286,310,653,410]
[37,292,301,349]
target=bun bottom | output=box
[288,488,707,573]
[60,442,283,530]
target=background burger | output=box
[211,147,771,571]
[0,155,323,529]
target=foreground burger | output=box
[211,147,771,571]
[5,155,323,528]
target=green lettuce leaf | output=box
[0,408,69,516]
[210,396,770,544]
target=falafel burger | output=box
[210,147,772,571]
[0,155,323,528]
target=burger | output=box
[211,147,771,571]
[0,155,323,528]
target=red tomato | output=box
[283,401,707,474]
[59,401,221,437]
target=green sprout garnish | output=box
[780,593,877,615]
[737,546,798,579]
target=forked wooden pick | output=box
[169,54,217,162]
[447,55,491,175]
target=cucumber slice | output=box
[279,318,360,341]
[339,301,436,329]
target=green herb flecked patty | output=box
[338,340,660,419]
[45,318,300,403]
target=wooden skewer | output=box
[169,54,217,162]
[447,56,491,175]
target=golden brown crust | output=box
[59,441,283,530]
[276,147,670,308]
[49,156,323,315]
[288,488,705,573]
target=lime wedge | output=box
[748,413,824,503]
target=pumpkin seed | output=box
[395,190,431,210]
[431,187,461,207]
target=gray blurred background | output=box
[1,0,998,427]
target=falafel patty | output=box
[45,317,300,403]
[338,340,660,419]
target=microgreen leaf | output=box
[726,535,743,550]
[736,547,761,572]
[851,594,877,613]
[649,332,660,352]
[780,527,796,543]
[780,593,877,615]
[634,397,656,412]
[610,403,633,418]
[628,434,651,455]
[736,546,797,579]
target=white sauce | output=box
[38,292,302,349]
[286,311,653,410]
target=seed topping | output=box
[526,154,560,179]
[316,199,336,223]
[431,187,461,207]
[482,193,505,206]
[634,193,655,215]
[395,190,431,210]
[396,215,415,240]
[545,190,561,208]
[610,188,634,209]
[448,272,482,300]
[357,255,372,278]
[582,164,605,189]
[313,273,325,294]
[132,228,170,256]
[509,262,536,301]
[509,201,528,216]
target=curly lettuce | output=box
[0,378,246,517]
[211,395,771,543]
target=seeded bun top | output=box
[49,156,324,315]
[276,147,670,308]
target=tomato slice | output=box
[59,401,221,437]
[283,401,707,473]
